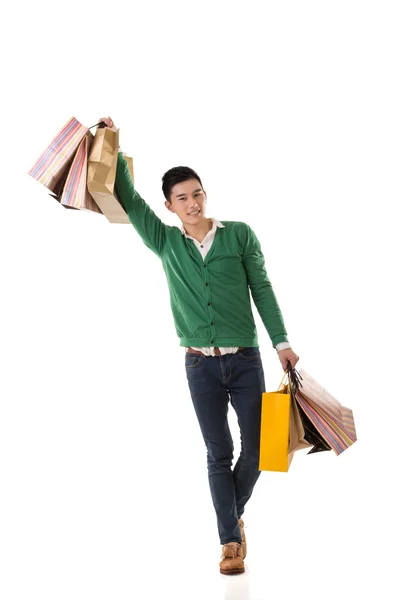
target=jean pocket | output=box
[185,354,203,369]
[237,347,261,360]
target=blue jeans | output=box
[185,347,266,545]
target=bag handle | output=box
[278,359,295,390]
[88,121,106,130]
[278,371,289,390]
[286,360,303,395]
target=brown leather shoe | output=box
[238,518,247,558]
[219,542,245,575]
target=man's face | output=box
[165,178,207,226]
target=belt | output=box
[186,347,245,356]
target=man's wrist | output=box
[275,342,292,352]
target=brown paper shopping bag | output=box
[276,376,312,470]
[288,389,313,466]
[87,126,134,224]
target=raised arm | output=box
[115,152,167,257]
[98,117,167,258]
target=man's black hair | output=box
[162,166,204,202]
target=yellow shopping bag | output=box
[259,371,291,472]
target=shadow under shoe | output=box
[219,542,245,575]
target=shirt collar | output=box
[181,217,225,238]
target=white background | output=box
[1,1,399,599]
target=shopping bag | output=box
[28,116,89,196]
[259,372,291,472]
[287,364,332,455]
[273,375,313,470]
[288,391,313,460]
[56,133,102,213]
[288,365,357,455]
[295,404,333,454]
[87,125,133,224]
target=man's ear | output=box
[165,200,174,213]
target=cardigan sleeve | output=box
[114,152,166,258]
[242,223,289,348]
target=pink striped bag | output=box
[28,117,89,195]
[58,133,101,213]
[293,369,357,455]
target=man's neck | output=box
[183,217,213,243]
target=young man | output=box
[99,117,299,575]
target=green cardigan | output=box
[115,152,289,349]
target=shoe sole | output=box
[220,568,245,575]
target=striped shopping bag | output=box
[28,117,103,213]
[28,117,89,194]
[56,133,101,213]
[291,368,357,455]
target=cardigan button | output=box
[208,302,211,306]
[205,282,209,286]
